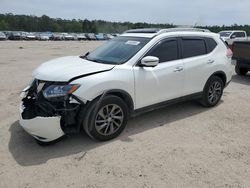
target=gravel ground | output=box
[0,41,250,188]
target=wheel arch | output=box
[103,89,134,116]
[207,71,227,88]
[76,89,134,133]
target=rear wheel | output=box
[200,76,224,107]
[235,64,248,75]
[83,95,129,141]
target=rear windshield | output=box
[85,36,150,65]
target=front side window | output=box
[146,39,178,63]
[85,36,150,65]
[182,38,207,58]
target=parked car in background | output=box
[219,30,248,46]
[20,32,28,40]
[62,33,74,40]
[8,32,22,40]
[26,32,37,40]
[76,33,87,41]
[95,33,106,40]
[38,33,50,41]
[52,33,64,40]
[86,33,97,40]
[0,32,7,40]
[232,41,250,75]
[112,33,120,37]
[19,28,232,144]
[106,34,114,40]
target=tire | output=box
[200,76,224,107]
[82,95,129,141]
[235,65,248,76]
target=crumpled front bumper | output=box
[19,103,65,142]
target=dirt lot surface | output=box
[0,41,250,188]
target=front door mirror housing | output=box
[140,56,159,67]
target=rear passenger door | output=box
[181,37,217,96]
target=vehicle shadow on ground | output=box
[9,101,214,166]
[232,74,250,86]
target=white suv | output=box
[20,28,233,144]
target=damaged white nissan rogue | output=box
[20,28,233,144]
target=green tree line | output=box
[1,13,250,34]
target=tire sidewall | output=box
[85,95,129,141]
[202,76,224,107]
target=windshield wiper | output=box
[89,58,102,63]
[84,56,103,64]
[80,54,115,65]
[79,52,90,59]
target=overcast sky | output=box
[0,0,249,26]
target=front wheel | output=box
[200,76,224,107]
[83,95,129,141]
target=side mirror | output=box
[140,56,159,67]
[231,35,236,39]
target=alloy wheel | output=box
[95,104,124,136]
[208,81,222,104]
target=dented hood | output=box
[33,56,115,82]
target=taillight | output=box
[227,48,233,58]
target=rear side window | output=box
[147,39,178,63]
[182,38,206,58]
[205,37,218,53]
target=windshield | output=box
[85,36,150,64]
[219,32,232,37]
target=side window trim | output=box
[180,37,208,59]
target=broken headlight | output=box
[43,84,80,99]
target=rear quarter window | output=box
[205,37,218,53]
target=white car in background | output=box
[219,30,248,46]
[20,28,233,144]
[38,33,50,41]
[26,32,37,40]
[62,33,74,40]
[76,33,87,41]
[0,32,7,40]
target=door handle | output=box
[174,67,183,72]
[207,59,215,64]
